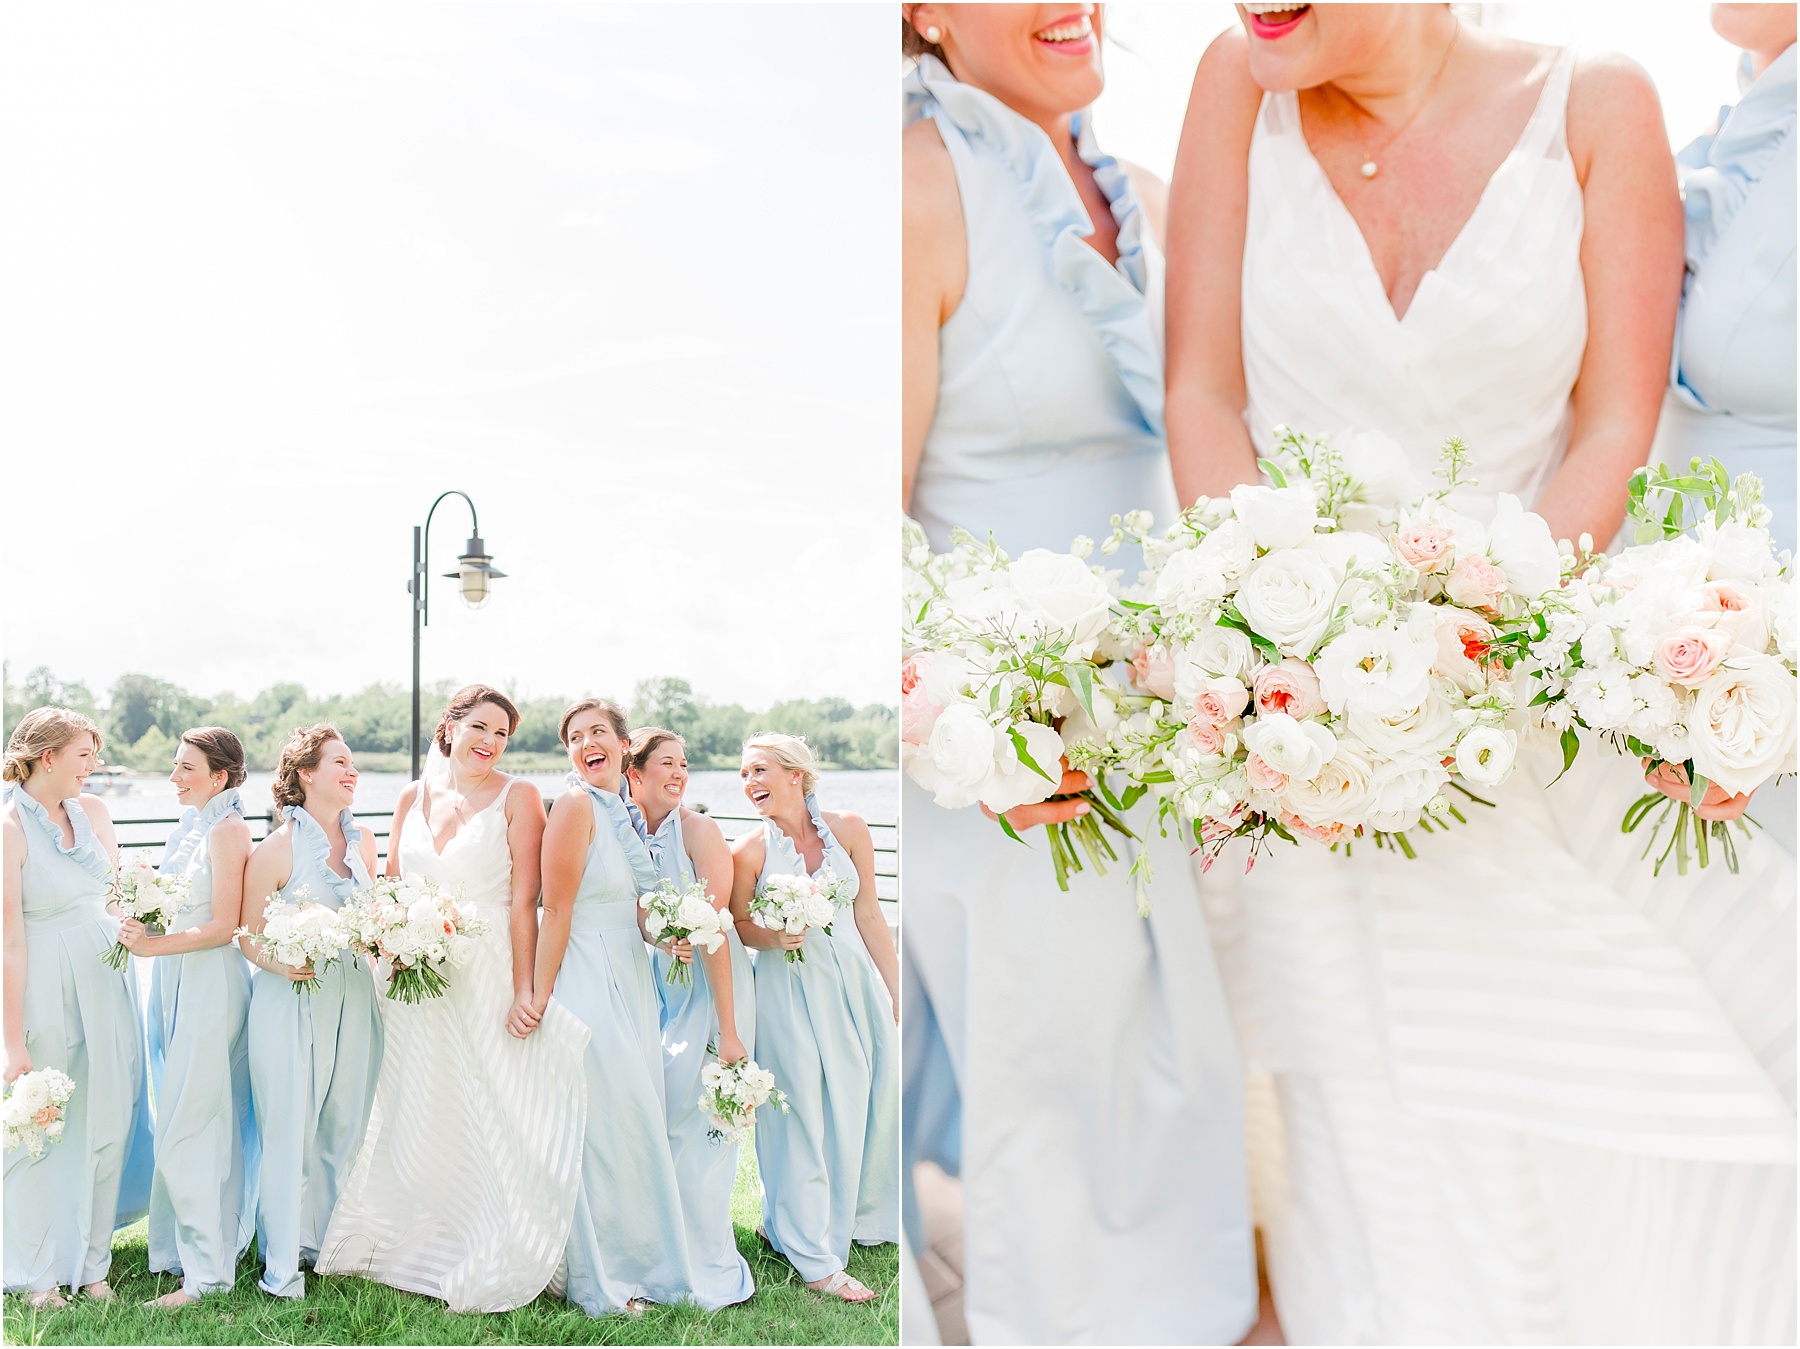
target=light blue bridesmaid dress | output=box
[245,805,382,1299]
[145,786,258,1298]
[554,776,694,1313]
[903,54,1257,1344]
[3,789,153,1294]
[640,801,756,1309]
[751,794,898,1284]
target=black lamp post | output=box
[410,491,506,780]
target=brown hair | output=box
[434,683,520,756]
[901,7,946,64]
[270,723,345,818]
[743,731,819,796]
[627,725,686,775]
[558,698,628,746]
[179,726,248,789]
[3,707,103,784]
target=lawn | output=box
[3,1147,896,1346]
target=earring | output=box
[924,24,942,43]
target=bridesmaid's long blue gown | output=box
[642,803,756,1309]
[146,787,258,1297]
[3,789,153,1294]
[245,806,382,1299]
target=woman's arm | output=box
[1164,28,1266,509]
[121,816,253,957]
[902,117,966,514]
[831,812,900,1022]
[685,812,745,1062]
[530,792,589,1019]
[504,781,547,1038]
[237,830,313,985]
[1535,53,1684,548]
[385,782,418,879]
[4,812,30,1082]
[730,831,803,954]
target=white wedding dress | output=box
[1211,48,1797,1343]
[316,773,591,1312]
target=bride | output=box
[1167,5,1794,1343]
[315,684,590,1312]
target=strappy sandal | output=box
[808,1270,876,1303]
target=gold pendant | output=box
[1360,159,1378,179]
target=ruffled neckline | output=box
[564,772,659,895]
[762,792,841,880]
[186,787,246,834]
[7,786,112,883]
[283,803,366,902]
[632,794,687,877]
[904,54,1164,434]
[1679,44,1796,273]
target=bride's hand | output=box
[1643,760,1753,822]
[505,994,541,1040]
[980,766,1093,831]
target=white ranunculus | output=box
[1484,494,1562,600]
[1154,545,1231,614]
[1336,430,1424,521]
[975,720,1066,814]
[1282,736,1377,829]
[1231,483,1320,552]
[1241,713,1338,784]
[1454,726,1517,787]
[1686,653,1798,795]
[1235,548,1339,657]
[1348,685,1459,760]
[924,701,1000,799]
[1313,624,1436,717]
[1172,626,1257,702]
[1008,549,1114,646]
[1364,754,1448,832]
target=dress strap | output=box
[1516,47,1578,162]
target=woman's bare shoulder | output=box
[904,118,961,232]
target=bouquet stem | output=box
[100,943,131,972]
[1039,790,1138,892]
[665,957,695,987]
[386,964,450,1004]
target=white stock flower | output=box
[1241,713,1338,785]
[1313,624,1436,718]
[1235,548,1339,657]
[1686,653,1798,795]
[1231,483,1320,551]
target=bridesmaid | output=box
[2,707,154,1308]
[729,732,898,1304]
[626,727,755,1309]
[532,699,693,1314]
[239,723,382,1299]
[119,727,258,1307]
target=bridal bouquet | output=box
[639,877,727,987]
[901,518,1141,888]
[102,858,188,970]
[235,889,355,996]
[3,1067,75,1159]
[697,1052,789,1145]
[340,877,488,1004]
[749,871,849,963]
[1528,460,1797,873]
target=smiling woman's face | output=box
[632,740,688,812]
[304,739,358,810]
[566,712,625,790]
[448,701,511,775]
[919,3,1105,123]
[169,741,223,808]
[739,747,803,817]
[1234,3,1411,94]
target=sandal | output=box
[808,1269,876,1303]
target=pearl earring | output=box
[924,25,942,43]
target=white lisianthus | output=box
[1685,653,1798,795]
[1484,494,1562,601]
[1235,548,1339,657]
[1241,713,1338,785]
[1008,549,1114,648]
[1231,483,1320,551]
[1313,624,1436,718]
[1454,726,1518,787]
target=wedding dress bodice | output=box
[398,776,516,920]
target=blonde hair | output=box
[270,723,345,819]
[742,731,818,796]
[3,707,103,784]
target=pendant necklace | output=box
[1339,17,1460,180]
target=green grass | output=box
[4,1148,896,1346]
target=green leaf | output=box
[1687,767,1710,811]
[996,813,1026,845]
[1063,662,1097,722]
[1256,457,1288,490]
[1009,725,1057,784]
[1547,726,1580,787]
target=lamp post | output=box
[410,491,506,781]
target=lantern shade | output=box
[443,533,505,609]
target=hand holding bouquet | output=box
[3,1067,75,1159]
[697,1053,788,1145]
[639,877,727,986]
[340,876,489,1003]
[234,888,354,995]
[103,858,188,970]
[749,872,839,964]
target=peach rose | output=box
[1444,554,1508,610]
[900,656,945,746]
[1244,754,1289,794]
[1279,811,1346,845]
[1131,644,1178,700]
[1187,719,1230,755]
[1698,581,1770,654]
[1651,626,1732,686]
[1252,659,1326,721]
[1394,520,1455,573]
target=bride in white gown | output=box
[316,685,590,1312]
[1167,6,1794,1343]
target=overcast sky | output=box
[2,3,895,711]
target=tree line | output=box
[2,666,897,773]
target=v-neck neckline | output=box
[418,776,507,858]
[1287,51,1566,325]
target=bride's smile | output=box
[1242,3,1310,40]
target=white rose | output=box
[1241,713,1338,784]
[1008,549,1114,646]
[1154,546,1231,614]
[1313,624,1436,718]
[1282,737,1377,829]
[1699,520,1779,584]
[1484,494,1562,600]
[1231,483,1320,551]
[1235,548,1339,657]
[1686,653,1798,795]
[1348,686,1459,760]
[1364,755,1447,832]
[1192,517,1258,581]
[1454,726,1517,787]
[1172,626,1256,701]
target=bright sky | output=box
[1,3,895,711]
[1097,2,1744,180]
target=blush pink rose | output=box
[1244,753,1289,794]
[1252,659,1326,720]
[1394,520,1455,573]
[1187,719,1229,755]
[1191,680,1250,727]
[1444,554,1509,610]
[1651,626,1732,686]
[1131,644,1178,700]
[900,657,944,746]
